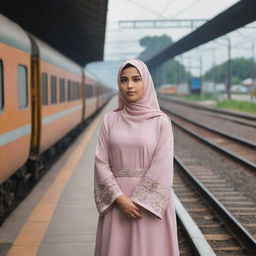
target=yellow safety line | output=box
[7,112,104,256]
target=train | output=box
[0,14,115,216]
[157,84,178,95]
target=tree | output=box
[138,35,173,61]
[205,57,256,84]
[137,35,191,86]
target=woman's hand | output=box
[115,195,142,220]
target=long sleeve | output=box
[130,115,174,219]
[94,112,123,216]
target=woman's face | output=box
[119,67,144,102]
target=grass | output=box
[182,93,218,102]
[180,93,256,114]
[215,99,256,114]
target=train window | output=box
[59,78,65,102]
[87,84,90,98]
[74,82,78,100]
[73,82,76,100]
[18,65,28,109]
[74,82,77,100]
[85,84,89,97]
[92,85,95,97]
[41,73,48,105]
[87,84,93,98]
[51,76,57,104]
[0,60,3,110]
[68,80,72,101]
[73,82,77,100]
[77,83,80,99]
[71,81,75,100]
[72,82,76,100]
[83,84,86,98]
[89,85,93,98]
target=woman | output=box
[94,59,179,256]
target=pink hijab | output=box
[114,59,167,120]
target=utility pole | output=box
[212,49,217,97]
[227,37,232,100]
[200,55,203,98]
[176,58,180,86]
[252,40,255,62]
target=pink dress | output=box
[94,109,180,256]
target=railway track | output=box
[206,112,256,129]
[157,97,256,253]
[177,217,199,256]
[159,104,256,170]
[174,155,256,255]
[158,94,256,127]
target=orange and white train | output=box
[0,14,114,213]
[157,84,178,95]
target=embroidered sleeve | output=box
[94,175,123,216]
[131,176,170,218]
[131,116,174,219]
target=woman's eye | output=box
[120,79,127,83]
[134,78,141,82]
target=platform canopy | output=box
[0,0,108,65]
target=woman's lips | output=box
[127,91,136,95]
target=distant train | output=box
[157,84,178,95]
[0,14,114,214]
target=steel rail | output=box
[170,117,256,170]
[160,105,256,148]
[158,94,256,122]
[174,155,256,254]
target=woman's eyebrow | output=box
[120,75,141,79]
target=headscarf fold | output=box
[114,59,167,120]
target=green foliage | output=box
[138,35,191,84]
[231,76,241,85]
[215,99,256,113]
[205,58,256,84]
[138,35,172,61]
[183,93,218,101]
[165,59,192,83]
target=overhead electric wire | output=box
[169,0,203,19]
[125,0,167,19]
[160,0,173,16]
[125,0,203,20]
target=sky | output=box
[87,0,256,88]
[104,0,240,60]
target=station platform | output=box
[0,97,118,256]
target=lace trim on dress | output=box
[94,175,121,211]
[132,175,170,216]
[112,167,146,177]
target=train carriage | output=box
[98,82,115,108]
[0,15,32,184]
[29,36,84,157]
[0,14,114,215]
[84,70,99,120]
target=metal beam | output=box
[119,19,208,29]
[146,0,256,68]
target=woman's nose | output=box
[127,80,134,88]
